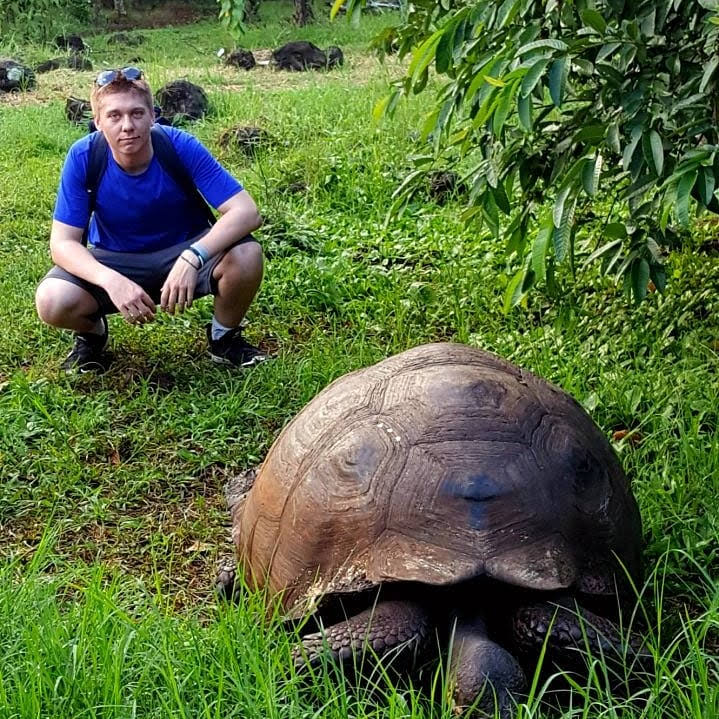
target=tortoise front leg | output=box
[215,556,238,600]
[450,617,527,719]
[512,598,649,674]
[293,600,431,671]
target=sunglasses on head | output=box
[95,66,143,86]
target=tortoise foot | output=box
[512,599,651,674]
[293,600,431,672]
[215,555,238,601]
[450,618,526,719]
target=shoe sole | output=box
[62,360,109,375]
[209,352,269,368]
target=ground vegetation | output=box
[0,4,716,717]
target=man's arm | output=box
[159,190,262,315]
[191,189,262,257]
[50,220,156,323]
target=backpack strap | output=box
[83,126,216,245]
[84,131,109,245]
[150,125,216,228]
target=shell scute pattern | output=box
[237,343,641,617]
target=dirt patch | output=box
[105,1,215,30]
[0,52,406,111]
[0,467,237,610]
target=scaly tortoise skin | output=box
[226,343,644,717]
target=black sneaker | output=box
[60,316,110,374]
[206,324,269,368]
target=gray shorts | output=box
[42,232,257,317]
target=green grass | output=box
[0,3,718,717]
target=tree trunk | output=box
[292,0,314,26]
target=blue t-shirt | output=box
[53,125,243,252]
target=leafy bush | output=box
[340,0,719,306]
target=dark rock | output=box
[107,32,144,46]
[66,97,92,125]
[427,170,467,204]
[218,125,273,158]
[0,59,36,92]
[67,54,93,71]
[155,80,208,123]
[54,34,86,53]
[35,54,93,73]
[225,48,256,70]
[35,58,63,73]
[326,46,344,68]
[272,41,343,71]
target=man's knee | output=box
[219,241,263,282]
[35,279,96,326]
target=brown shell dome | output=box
[235,343,642,618]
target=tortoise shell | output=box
[235,343,642,618]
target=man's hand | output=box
[161,252,199,314]
[104,274,156,324]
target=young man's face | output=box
[94,90,153,163]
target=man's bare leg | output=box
[208,241,267,367]
[35,278,102,332]
[211,241,263,327]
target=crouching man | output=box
[36,67,268,373]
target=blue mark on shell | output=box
[442,473,504,528]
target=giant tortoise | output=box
[220,343,645,716]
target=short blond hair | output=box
[90,76,154,118]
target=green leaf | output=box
[675,169,698,226]
[495,0,521,29]
[572,58,595,75]
[520,57,549,97]
[408,30,442,82]
[419,108,440,141]
[553,195,576,263]
[605,222,628,239]
[492,181,511,215]
[516,39,568,55]
[607,122,621,153]
[503,266,527,312]
[372,92,395,123]
[472,90,500,129]
[582,153,603,196]
[697,166,716,207]
[330,0,345,20]
[622,126,643,171]
[548,56,568,107]
[631,258,650,303]
[553,184,572,228]
[435,26,454,74]
[493,81,518,136]
[587,237,623,263]
[574,124,605,143]
[482,191,500,236]
[531,222,552,281]
[581,8,607,33]
[700,56,719,93]
[517,92,532,131]
[465,58,495,103]
[596,42,621,62]
[646,130,664,176]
